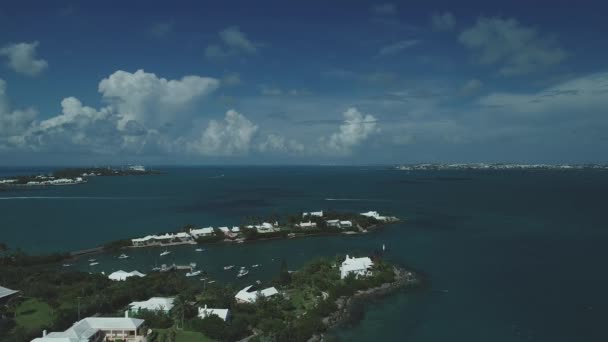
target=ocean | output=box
[1,166,607,341]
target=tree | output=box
[171,295,188,329]
[190,315,226,340]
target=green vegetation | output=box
[0,242,409,342]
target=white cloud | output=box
[378,39,420,56]
[258,134,304,154]
[98,69,219,129]
[477,72,608,117]
[189,110,258,156]
[460,79,483,96]
[323,107,379,154]
[459,17,566,76]
[0,79,37,147]
[206,26,258,59]
[372,3,397,15]
[430,12,456,31]
[0,41,48,76]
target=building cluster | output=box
[131,210,394,247]
[339,255,374,279]
[108,270,146,281]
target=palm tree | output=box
[171,295,188,329]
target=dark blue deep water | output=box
[1,166,607,341]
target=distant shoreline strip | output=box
[325,198,386,201]
[0,196,165,200]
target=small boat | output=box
[200,277,208,281]
[195,248,204,252]
[160,250,171,256]
[223,265,235,270]
[382,243,386,252]
[237,269,249,278]
[62,263,72,267]
[118,254,129,259]
[208,280,216,284]
[88,258,96,262]
[186,270,201,277]
[256,280,261,285]
[89,262,99,266]
[251,264,260,268]
[151,267,161,272]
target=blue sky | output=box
[0,0,607,165]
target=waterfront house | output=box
[129,297,174,313]
[340,255,373,279]
[326,219,340,228]
[108,270,146,281]
[360,211,387,221]
[189,227,214,238]
[131,235,155,247]
[198,304,230,321]
[339,220,353,228]
[254,222,276,233]
[296,221,317,229]
[31,312,147,342]
[303,211,323,218]
[235,285,279,304]
[231,226,240,233]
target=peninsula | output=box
[0,165,161,187]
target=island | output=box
[97,210,400,255]
[0,245,424,342]
[0,165,161,187]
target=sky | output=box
[0,0,607,165]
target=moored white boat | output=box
[195,248,204,252]
[251,264,260,268]
[118,254,129,259]
[186,270,201,277]
[223,265,234,270]
[237,269,249,278]
[89,262,99,266]
[160,250,171,256]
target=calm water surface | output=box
[1,166,607,341]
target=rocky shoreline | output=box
[311,266,424,341]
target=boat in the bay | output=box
[223,265,235,270]
[195,248,204,252]
[251,264,260,268]
[89,262,99,266]
[118,254,129,259]
[186,270,201,277]
[160,250,171,256]
[237,268,249,278]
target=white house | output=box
[198,304,230,321]
[189,227,214,238]
[255,222,276,233]
[296,221,317,229]
[32,312,147,342]
[235,285,279,304]
[132,235,155,247]
[303,211,323,218]
[340,255,373,279]
[129,297,174,313]
[326,219,340,228]
[231,226,240,233]
[360,211,387,221]
[218,227,230,234]
[108,270,146,282]
[339,220,353,228]
[0,285,18,304]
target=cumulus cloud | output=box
[431,12,456,31]
[372,3,397,15]
[205,26,258,59]
[189,110,258,156]
[378,39,420,56]
[0,79,37,147]
[258,134,304,154]
[98,69,219,129]
[0,41,48,76]
[323,107,379,154]
[459,17,566,76]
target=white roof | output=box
[297,221,316,228]
[303,211,323,217]
[231,226,240,232]
[108,270,146,281]
[339,220,352,225]
[132,235,155,243]
[198,305,230,321]
[340,255,373,278]
[0,286,18,299]
[32,317,144,342]
[235,285,279,303]
[130,297,174,312]
[326,219,340,223]
[218,227,230,232]
[190,227,214,235]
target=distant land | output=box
[0,165,161,187]
[393,163,608,171]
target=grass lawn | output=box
[154,328,216,342]
[14,298,54,334]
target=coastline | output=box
[314,266,425,341]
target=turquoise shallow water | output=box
[1,166,608,341]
